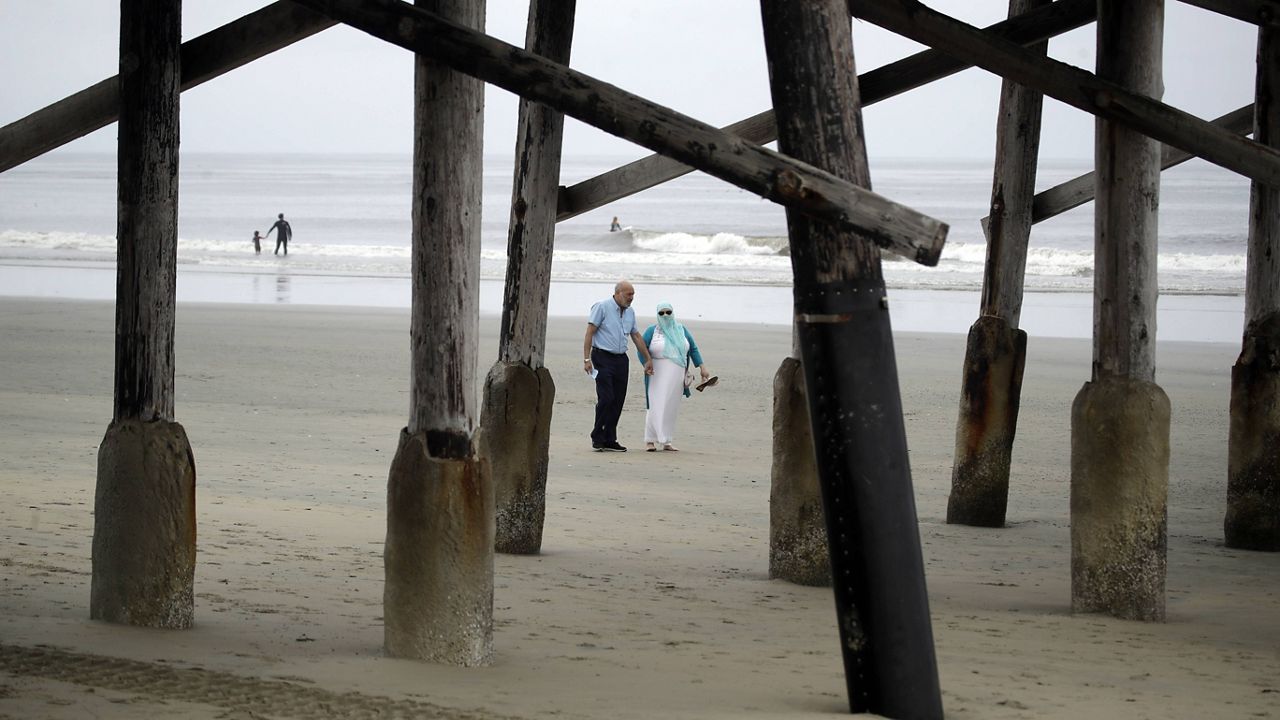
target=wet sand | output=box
[0,297,1276,719]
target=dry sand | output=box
[0,296,1276,719]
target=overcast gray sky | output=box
[0,1,1259,162]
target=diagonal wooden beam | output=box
[557,0,1096,222]
[1177,0,1280,26]
[849,0,1280,187]
[1025,104,1255,224]
[293,0,949,265]
[0,1,336,173]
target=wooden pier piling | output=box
[1070,0,1170,622]
[947,0,1047,529]
[480,0,576,556]
[1227,19,1280,551]
[761,0,942,714]
[384,0,494,665]
[90,0,196,630]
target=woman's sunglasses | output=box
[658,310,673,316]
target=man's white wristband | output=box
[584,358,591,362]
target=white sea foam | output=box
[0,153,1253,298]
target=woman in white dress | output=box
[637,302,710,451]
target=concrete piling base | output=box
[1070,377,1170,621]
[1226,317,1280,551]
[91,418,196,629]
[947,316,1027,527]
[479,361,555,555]
[384,429,494,665]
[768,357,830,587]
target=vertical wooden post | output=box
[760,2,942,715]
[1227,21,1280,551]
[770,326,828,586]
[479,0,576,555]
[91,0,196,629]
[1071,0,1170,621]
[384,0,494,665]
[946,0,1046,528]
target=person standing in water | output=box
[251,230,263,255]
[610,216,622,232]
[266,213,292,255]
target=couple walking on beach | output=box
[251,213,292,255]
[584,280,715,453]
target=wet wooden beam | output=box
[848,0,1280,187]
[1178,0,1280,26]
[761,0,942,714]
[1025,105,1253,224]
[558,0,1096,222]
[292,0,948,265]
[1226,18,1280,552]
[0,1,335,173]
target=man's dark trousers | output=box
[591,348,629,444]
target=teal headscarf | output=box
[655,302,690,364]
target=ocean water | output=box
[0,151,1252,341]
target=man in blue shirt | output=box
[583,280,654,452]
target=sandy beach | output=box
[0,296,1276,719]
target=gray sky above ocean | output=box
[0,1,1257,161]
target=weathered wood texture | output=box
[848,0,1280,187]
[769,357,828,586]
[481,363,554,554]
[1071,0,1170,622]
[1226,21,1280,552]
[385,0,493,666]
[482,0,574,557]
[1247,26,1280,327]
[114,0,182,422]
[407,0,485,441]
[384,430,494,664]
[1093,0,1162,382]
[948,316,1027,527]
[292,0,948,265]
[980,0,1049,324]
[761,1,941,715]
[558,0,1095,222]
[498,0,575,368]
[946,0,1045,530]
[1070,377,1170,621]
[91,0,196,631]
[91,419,196,628]
[1178,0,1280,26]
[0,1,335,173]
[1028,105,1253,224]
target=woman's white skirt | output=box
[645,340,685,445]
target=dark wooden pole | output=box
[1070,0,1170,622]
[384,0,494,665]
[0,1,335,173]
[480,0,575,555]
[1227,21,1280,551]
[946,0,1047,528]
[558,0,1096,222]
[848,0,1280,188]
[291,0,949,266]
[90,0,196,629]
[761,1,942,714]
